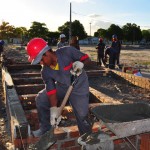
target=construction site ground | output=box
[0,44,150,149]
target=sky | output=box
[1,0,150,36]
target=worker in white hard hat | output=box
[57,34,68,48]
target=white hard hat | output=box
[60,34,66,38]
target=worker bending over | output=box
[104,46,117,69]
[26,38,92,137]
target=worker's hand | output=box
[70,61,84,76]
[50,106,62,126]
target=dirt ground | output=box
[0,44,150,149]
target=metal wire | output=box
[11,104,26,150]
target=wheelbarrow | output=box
[78,103,150,150]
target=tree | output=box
[122,23,142,44]
[28,21,49,39]
[14,27,28,40]
[71,20,87,39]
[94,28,107,38]
[58,20,87,40]
[0,21,15,39]
[142,30,150,42]
[107,24,123,40]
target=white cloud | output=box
[88,14,101,18]
[69,0,89,3]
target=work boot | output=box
[32,129,43,137]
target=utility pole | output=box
[89,22,91,37]
[69,2,72,44]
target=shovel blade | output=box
[28,127,56,150]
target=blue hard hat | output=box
[112,34,117,39]
[0,40,4,45]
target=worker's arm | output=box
[41,69,61,125]
[82,57,91,65]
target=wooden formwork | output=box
[112,70,150,90]
[2,63,150,149]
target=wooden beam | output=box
[11,73,41,78]
[13,77,43,85]
[15,84,44,95]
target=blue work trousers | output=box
[35,84,92,136]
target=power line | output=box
[72,11,150,29]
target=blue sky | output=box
[1,0,150,35]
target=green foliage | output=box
[28,21,49,39]
[94,23,144,43]
[142,30,150,42]
[0,21,15,39]
[107,24,123,40]
[0,20,149,44]
[94,28,107,38]
[58,20,87,40]
[122,23,142,43]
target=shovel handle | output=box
[59,85,73,113]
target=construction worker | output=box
[111,34,121,66]
[57,34,68,48]
[70,36,80,50]
[95,38,106,67]
[26,38,92,137]
[104,46,117,69]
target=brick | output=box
[14,137,39,149]
[49,143,58,150]
[114,139,124,145]
[60,140,76,148]
[68,126,80,138]
[68,145,81,150]
[92,122,100,132]
[54,128,68,140]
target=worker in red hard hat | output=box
[57,34,68,48]
[95,38,106,67]
[26,38,92,138]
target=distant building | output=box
[10,38,22,44]
[79,37,99,45]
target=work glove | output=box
[70,61,84,76]
[50,107,62,127]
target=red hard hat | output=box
[99,38,103,42]
[26,38,50,64]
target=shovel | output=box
[28,74,79,150]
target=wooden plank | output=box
[15,84,44,95]
[13,77,43,85]
[11,72,41,78]
[7,64,41,71]
[19,94,37,101]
